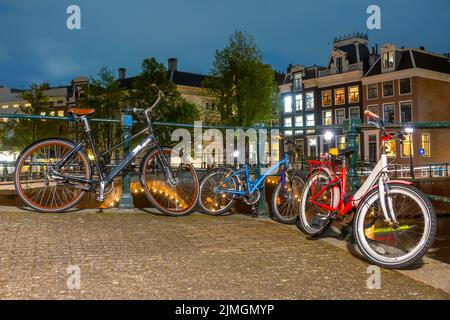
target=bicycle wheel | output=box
[353,183,436,269]
[14,138,91,213]
[297,171,337,237]
[198,167,238,216]
[140,147,199,216]
[270,174,304,224]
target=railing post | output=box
[118,113,134,210]
[255,123,269,217]
[343,118,361,193]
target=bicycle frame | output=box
[215,154,290,197]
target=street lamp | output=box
[405,127,415,179]
[324,131,334,142]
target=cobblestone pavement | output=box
[0,209,448,300]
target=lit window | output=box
[400,78,411,95]
[336,136,346,150]
[13,104,20,108]
[295,94,303,111]
[57,110,64,117]
[349,107,360,119]
[335,109,345,125]
[40,112,46,116]
[348,86,359,103]
[285,130,293,136]
[383,51,394,68]
[383,104,395,123]
[321,90,332,107]
[305,92,314,110]
[335,88,345,105]
[284,96,292,113]
[306,113,315,134]
[367,84,378,99]
[24,103,31,107]
[2,105,8,109]
[402,134,414,157]
[383,81,394,97]
[49,111,56,117]
[322,110,332,125]
[386,137,396,157]
[400,102,412,122]
[295,115,303,127]
[421,133,431,157]
[284,117,292,127]
[294,73,302,91]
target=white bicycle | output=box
[297,110,437,269]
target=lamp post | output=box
[324,131,334,154]
[405,127,415,179]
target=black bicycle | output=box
[14,85,199,216]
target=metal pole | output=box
[255,123,269,217]
[409,136,415,179]
[343,118,361,193]
[118,113,134,210]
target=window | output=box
[305,92,314,110]
[295,94,303,111]
[421,133,431,157]
[285,130,293,136]
[336,136,346,150]
[368,135,377,162]
[306,113,315,134]
[335,88,345,105]
[335,109,345,125]
[367,105,379,116]
[367,84,378,99]
[294,73,302,91]
[284,96,292,113]
[383,51,394,68]
[321,90,332,107]
[13,104,20,108]
[24,103,31,108]
[400,78,411,95]
[284,117,292,128]
[57,110,64,117]
[295,115,303,127]
[383,81,394,97]
[336,57,343,74]
[49,111,56,117]
[349,107,360,119]
[322,110,332,126]
[348,86,359,103]
[40,112,46,116]
[48,101,54,108]
[402,134,414,157]
[386,137,396,157]
[400,102,412,122]
[383,104,395,123]
[2,105,8,109]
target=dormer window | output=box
[336,57,343,74]
[293,73,302,91]
[383,51,394,68]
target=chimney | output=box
[168,58,178,72]
[420,46,425,51]
[118,67,126,80]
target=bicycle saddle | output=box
[68,108,96,116]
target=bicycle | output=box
[297,110,436,268]
[14,85,199,216]
[198,141,304,224]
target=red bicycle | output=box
[297,111,436,269]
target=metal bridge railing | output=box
[1,113,450,212]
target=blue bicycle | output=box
[198,144,304,224]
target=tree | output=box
[82,67,125,153]
[203,31,278,126]
[128,57,201,144]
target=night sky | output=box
[1,0,449,88]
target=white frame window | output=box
[336,135,346,150]
[322,110,332,126]
[348,86,360,103]
[284,117,292,128]
[295,94,303,111]
[399,77,412,95]
[349,106,360,119]
[382,80,394,98]
[367,83,378,100]
[321,90,332,107]
[401,133,414,158]
[399,101,413,123]
[284,95,292,113]
[305,91,314,110]
[421,133,431,158]
[334,88,345,105]
[335,108,346,125]
[382,51,394,68]
[295,115,303,128]
[383,103,395,124]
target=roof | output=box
[366,49,450,76]
[119,70,207,89]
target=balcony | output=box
[318,62,363,77]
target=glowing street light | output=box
[324,131,334,142]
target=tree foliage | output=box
[203,31,278,126]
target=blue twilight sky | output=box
[0,0,449,88]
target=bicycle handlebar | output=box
[121,84,165,117]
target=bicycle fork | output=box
[378,174,398,224]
